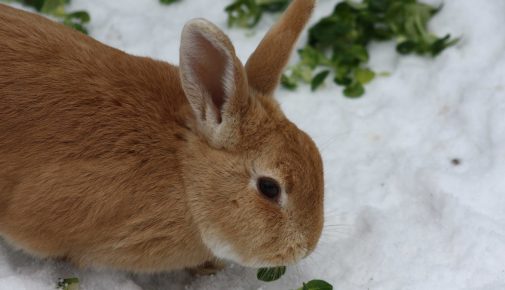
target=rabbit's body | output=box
[0,0,324,273]
[0,4,211,271]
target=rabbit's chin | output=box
[201,232,305,268]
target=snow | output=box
[1,0,505,289]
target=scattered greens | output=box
[9,0,90,33]
[225,0,290,28]
[56,277,79,290]
[257,266,287,282]
[256,267,333,290]
[282,0,458,97]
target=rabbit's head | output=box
[179,0,323,267]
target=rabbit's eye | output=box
[257,177,281,201]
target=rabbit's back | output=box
[0,4,189,160]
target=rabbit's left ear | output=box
[179,18,248,148]
[245,0,315,96]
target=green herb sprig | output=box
[282,0,458,97]
[225,0,290,28]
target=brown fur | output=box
[0,0,323,273]
[246,0,315,95]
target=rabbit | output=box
[0,0,324,273]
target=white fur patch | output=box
[201,232,271,268]
[200,231,243,262]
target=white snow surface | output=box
[1,0,505,289]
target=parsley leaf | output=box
[225,0,290,28]
[257,266,287,282]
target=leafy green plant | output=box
[56,277,79,290]
[282,0,458,97]
[9,0,90,33]
[225,0,290,28]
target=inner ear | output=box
[188,32,230,123]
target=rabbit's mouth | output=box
[200,229,308,268]
[258,243,309,267]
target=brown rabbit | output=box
[0,0,324,273]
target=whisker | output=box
[316,130,350,153]
[323,208,347,217]
[324,223,350,228]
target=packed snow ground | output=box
[1,0,505,289]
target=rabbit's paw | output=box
[187,259,225,276]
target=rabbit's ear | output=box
[180,19,248,148]
[245,0,315,96]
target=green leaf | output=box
[311,70,330,91]
[354,67,375,84]
[65,22,88,34]
[257,266,286,282]
[159,0,180,4]
[40,0,65,16]
[349,45,369,62]
[257,0,290,12]
[309,16,350,47]
[343,82,365,98]
[223,0,288,29]
[299,279,333,290]
[430,34,459,56]
[334,64,352,85]
[281,73,298,90]
[225,0,263,28]
[292,64,313,83]
[57,277,80,290]
[396,40,417,54]
[19,0,47,11]
[298,46,329,69]
[66,11,90,23]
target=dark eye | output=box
[257,177,281,201]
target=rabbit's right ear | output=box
[179,19,248,148]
